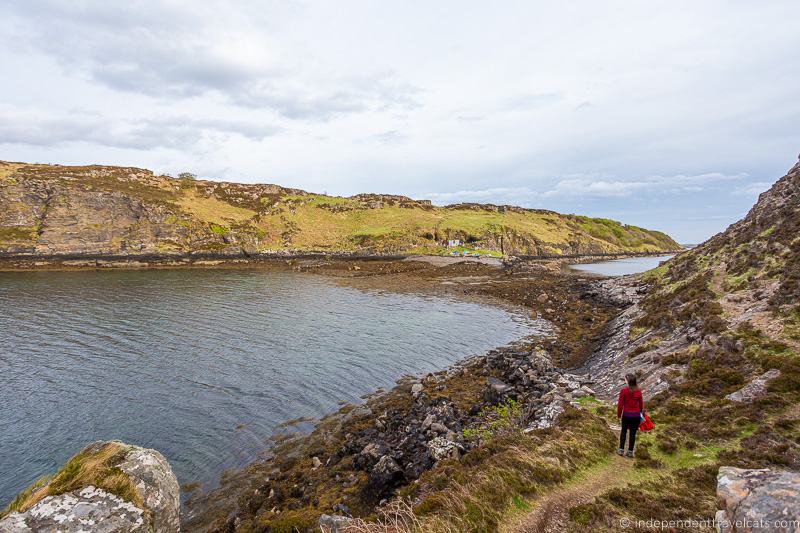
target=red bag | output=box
[639,413,654,432]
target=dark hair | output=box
[625,373,638,389]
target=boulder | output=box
[725,369,781,403]
[716,466,800,532]
[353,441,388,470]
[430,422,449,434]
[318,514,353,533]
[363,456,404,502]
[0,441,179,533]
[427,437,460,461]
[484,377,513,403]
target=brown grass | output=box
[1,442,142,518]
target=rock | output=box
[311,456,323,469]
[430,422,449,434]
[318,514,353,532]
[363,456,404,502]
[421,413,436,431]
[0,487,147,533]
[725,369,781,403]
[116,445,180,532]
[332,503,351,516]
[484,377,513,403]
[0,441,179,533]
[530,401,566,430]
[353,441,388,470]
[427,437,460,461]
[716,466,800,532]
[537,292,549,303]
[715,510,732,533]
[411,383,424,395]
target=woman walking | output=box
[617,373,643,458]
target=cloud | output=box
[362,130,409,146]
[0,1,420,120]
[502,93,562,111]
[421,172,748,205]
[732,181,772,196]
[0,108,279,150]
[421,187,538,206]
[542,172,748,198]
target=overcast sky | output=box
[1,1,799,243]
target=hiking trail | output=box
[502,452,633,533]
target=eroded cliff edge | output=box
[0,161,679,261]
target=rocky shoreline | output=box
[182,336,604,532]
[176,261,632,531]
[0,250,682,272]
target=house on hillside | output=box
[447,239,461,248]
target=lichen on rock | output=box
[0,441,179,533]
[716,466,800,533]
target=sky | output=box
[1,1,799,243]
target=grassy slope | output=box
[558,161,800,531]
[345,161,800,533]
[0,161,680,256]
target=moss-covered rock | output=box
[0,441,179,532]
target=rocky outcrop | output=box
[725,369,782,403]
[0,487,147,533]
[716,466,800,532]
[0,441,180,533]
[332,344,596,501]
[576,275,693,398]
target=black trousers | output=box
[620,414,640,450]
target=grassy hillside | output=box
[0,161,680,257]
[564,160,800,530]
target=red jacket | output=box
[617,387,643,418]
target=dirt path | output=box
[503,453,633,533]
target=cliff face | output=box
[0,161,680,258]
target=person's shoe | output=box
[617,448,624,456]
[625,450,634,458]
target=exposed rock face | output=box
[716,466,800,532]
[725,369,782,403]
[116,446,181,532]
[576,275,688,398]
[0,442,180,533]
[0,487,146,533]
[0,161,680,261]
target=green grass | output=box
[409,408,614,532]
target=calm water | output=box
[0,269,542,507]
[569,255,675,276]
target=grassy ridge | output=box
[0,161,680,256]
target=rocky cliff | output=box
[0,161,680,260]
